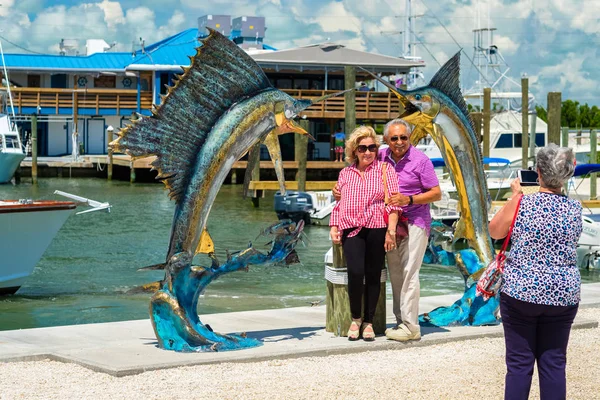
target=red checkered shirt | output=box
[330,159,402,237]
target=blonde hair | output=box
[345,125,380,164]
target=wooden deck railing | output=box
[5,88,401,119]
[8,88,153,114]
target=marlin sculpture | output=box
[111,29,346,351]
[363,53,500,326]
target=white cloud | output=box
[309,2,362,34]
[97,0,126,29]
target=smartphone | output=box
[518,169,539,186]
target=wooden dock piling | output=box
[547,92,561,145]
[344,66,356,135]
[295,120,309,192]
[107,126,114,181]
[31,114,38,184]
[562,126,570,193]
[482,88,491,164]
[325,243,386,336]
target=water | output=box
[1,178,598,331]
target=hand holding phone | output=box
[518,169,539,186]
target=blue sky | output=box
[2,0,599,106]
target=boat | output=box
[274,190,335,225]
[0,199,76,294]
[0,40,25,183]
[0,113,25,183]
[0,191,111,295]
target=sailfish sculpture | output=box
[363,53,500,326]
[111,29,347,351]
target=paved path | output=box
[1,284,599,377]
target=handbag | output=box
[475,195,523,301]
[382,163,409,238]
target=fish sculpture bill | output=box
[110,29,340,351]
[363,53,499,326]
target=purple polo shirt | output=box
[378,145,439,233]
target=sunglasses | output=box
[390,135,409,142]
[357,144,378,153]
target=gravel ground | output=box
[1,307,599,400]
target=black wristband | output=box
[409,195,414,205]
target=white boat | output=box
[0,199,76,294]
[274,190,335,226]
[0,114,25,183]
[0,40,25,184]
[0,191,112,295]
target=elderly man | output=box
[333,118,441,341]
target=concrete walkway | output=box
[1,284,599,377]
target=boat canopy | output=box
[430,157,511,168]
[574,164,600,177]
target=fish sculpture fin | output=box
[453,217,468,242]
[263,130,286,195]
[137,263,167,271]
[427,52,476,136]
[243,142,261,198]
[110,28,271,202]
[195,228,215,255]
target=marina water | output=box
[1,178,598,331]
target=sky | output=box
[1,0,599,107]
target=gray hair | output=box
[535,144,575,189]
[383,118,413,138]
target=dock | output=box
[0,283,599,377]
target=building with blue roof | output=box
[0,15,423,158]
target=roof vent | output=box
[59,39,79,56]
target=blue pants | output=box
[500,292,578,400]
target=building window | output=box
[27,75,41,87]
[495,133,513,148]
[94,75,116,88]
[535,133,545,147]
[513,133,522,148]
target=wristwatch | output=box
[408,195,414,205]
[387,230,396,235]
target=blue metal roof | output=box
[3,51,134,71]
[2,28,274,72]
[130,29,200,66]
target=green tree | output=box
[535,105,547,122]
[561,100,579,127]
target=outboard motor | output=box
[274,191,314,223]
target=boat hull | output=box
[0,152,26,183]
[0,201,75,294]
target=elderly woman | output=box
[329,126,401,341]
[489,144,582,400]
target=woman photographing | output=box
[489,144,582,400]
[329,126,402,341]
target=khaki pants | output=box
[386,224,429,333]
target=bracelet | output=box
[408,195,414,205]
[387,230,396,235]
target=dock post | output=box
[547,92,562,146]
[521,77,529,169]
[344,66,356,135]
[107,126,114,180]
[529,111,537,163]
[295,120,309,192]
[130,160,136,183]
[482,88,491,167]
[250,143,261,207]
[562,127,570,193]
[325,243,386,336]
[31,114,38,184]
[591,129,597,199]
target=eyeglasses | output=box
[389,135,409,142]
[357,144,378,153]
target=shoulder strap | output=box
[382,162,389,205]
[499,194,523,255]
